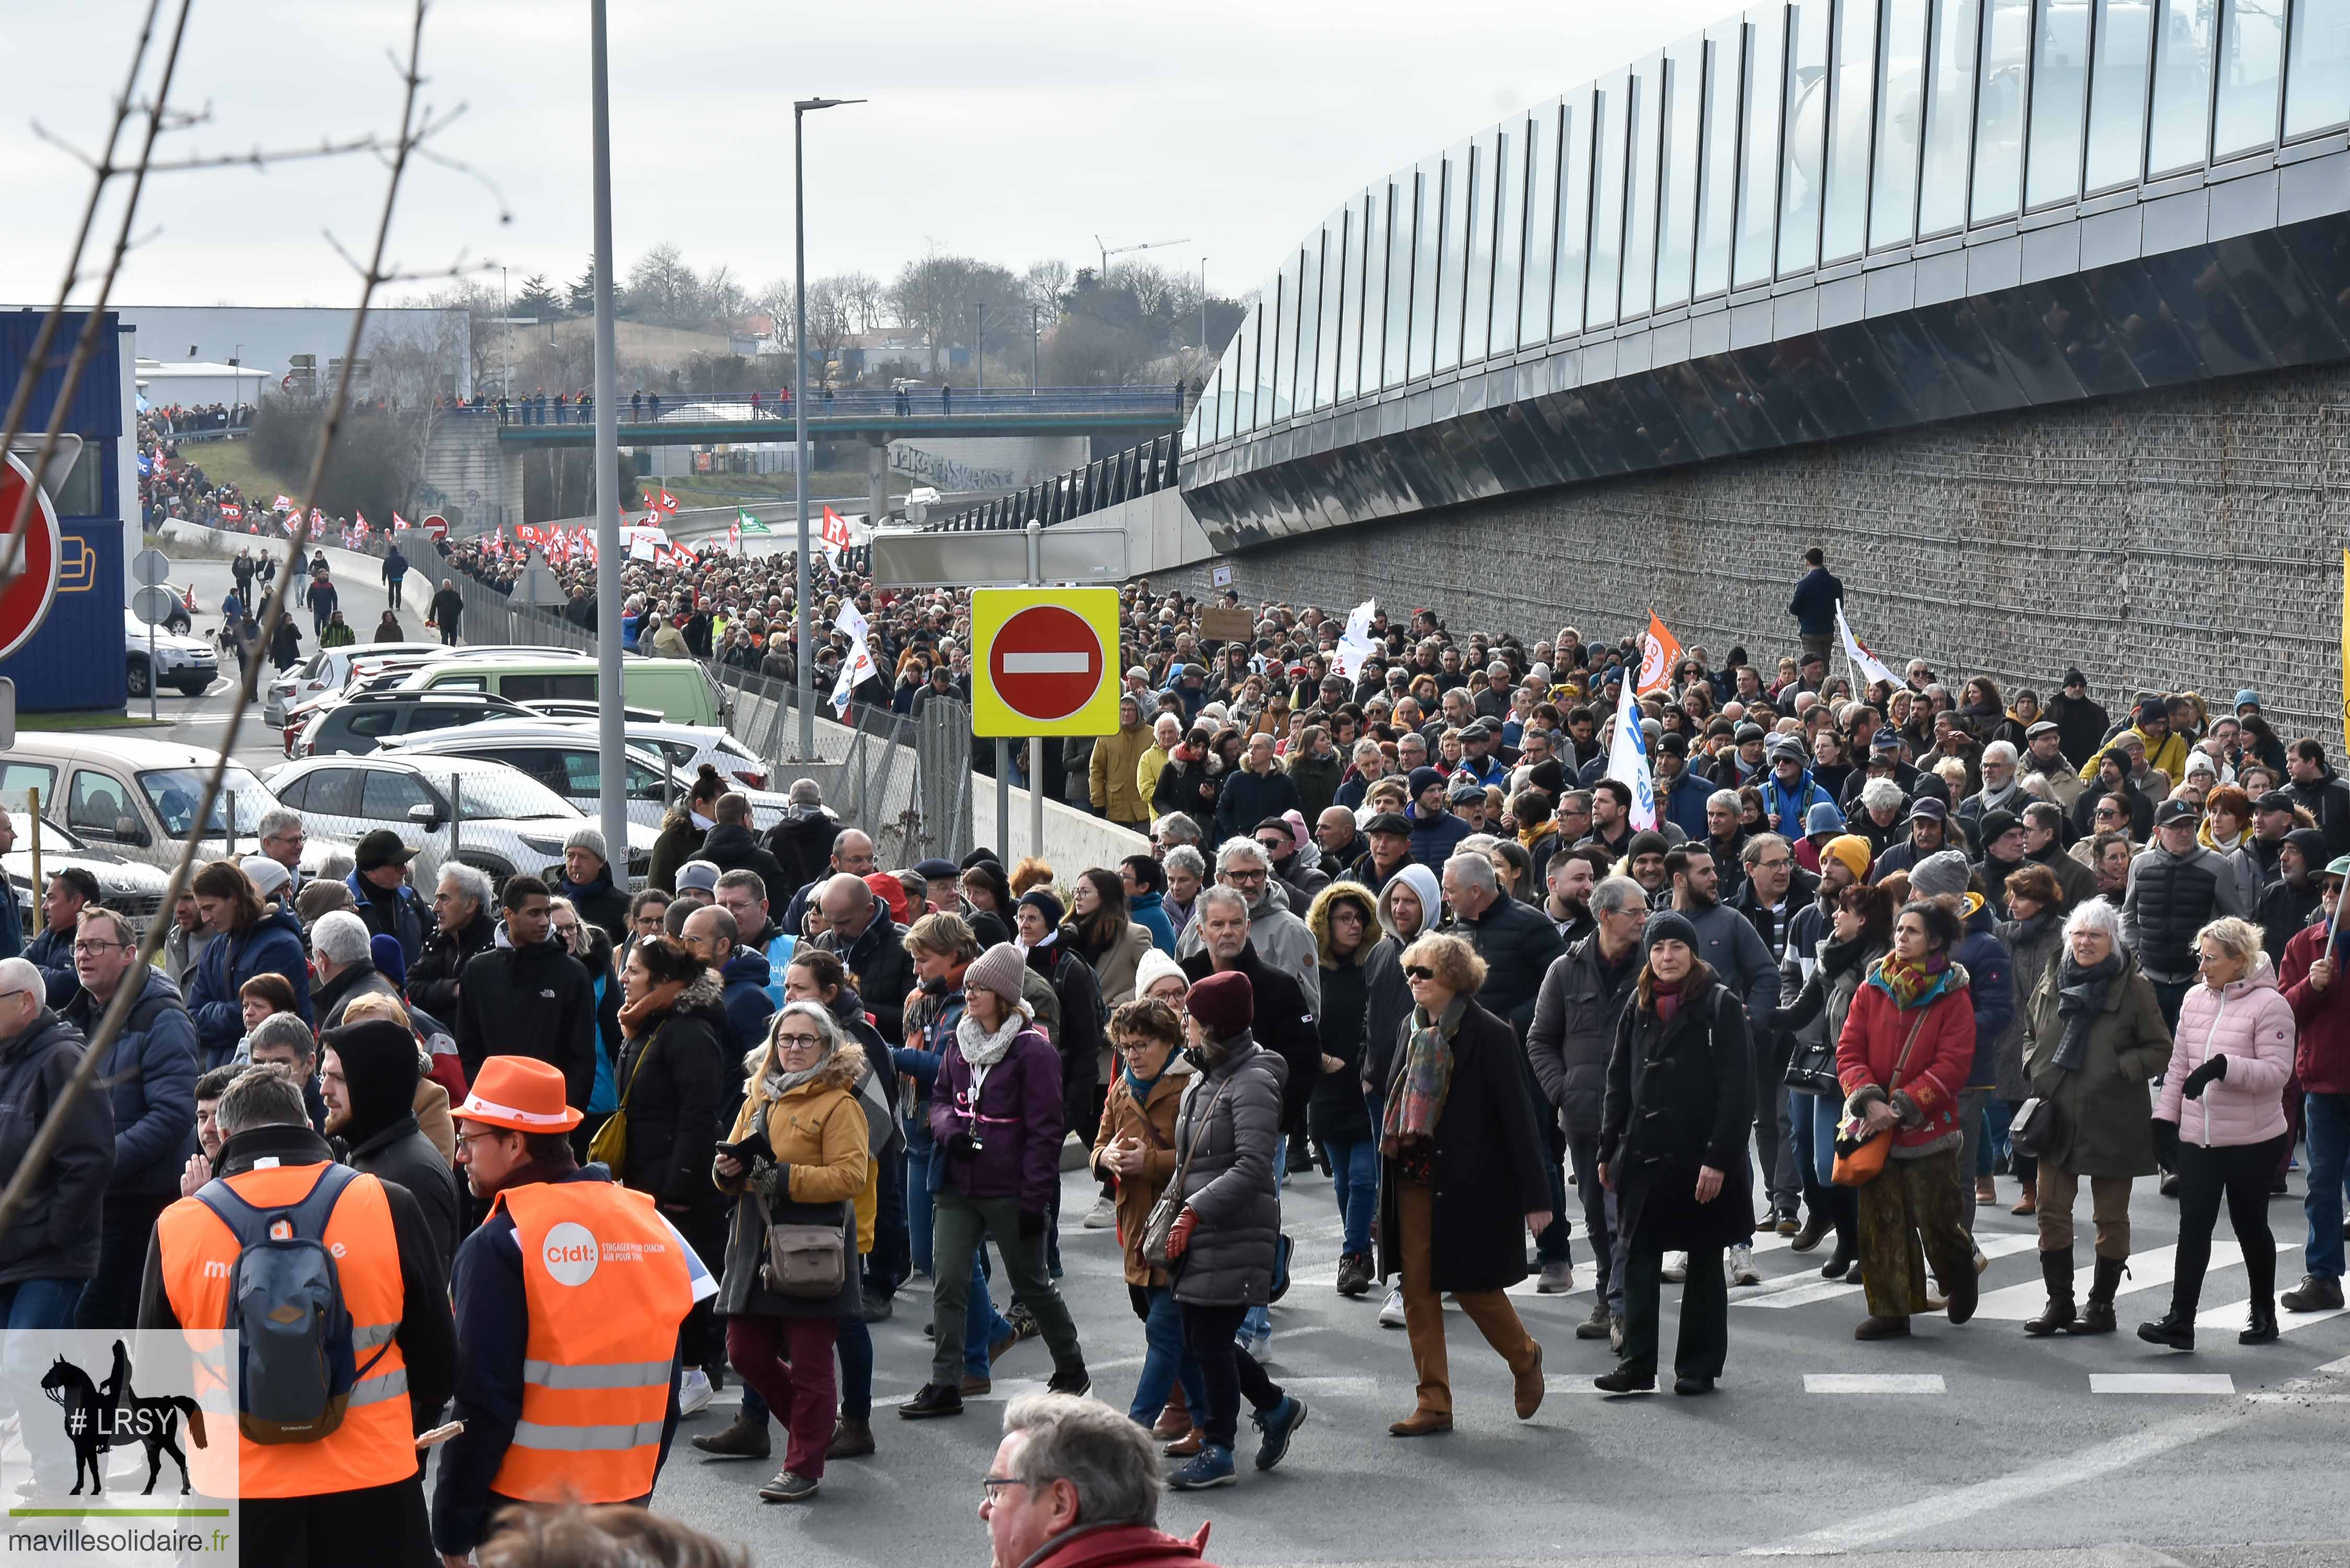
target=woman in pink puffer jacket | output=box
[2139,916,2297,1352]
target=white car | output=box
[263,753,659,889]
[499,716,775,794]
[123,609,220,698]
[377,723,789,829]
[3,812,176,932]
[266,641,447,727]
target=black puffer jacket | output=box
[761,809,840,902]
[697,822,788,897]
[611,970,733,1226]
[1525,933,1642,1140]
[0,1009,113,1287]
[406,909,494,1022]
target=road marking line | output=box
[1803,1373,1945,1394]
[1741,1232,2040,1308]
[2090,1373,2236,1394]
[1972,1240,2214,1320]
[1002,652,1090,674]
[1276,1376,1379,1397]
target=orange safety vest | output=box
[156,1162,414,1498]
[488,1179,694,1505]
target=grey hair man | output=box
[310,908,399,1030]
[1176,838,1319,1006]
[981,1393,1170,1568]
[256,807,306,890]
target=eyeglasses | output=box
[72,939,129,955]
[1404,964,1435,981]
[982,1477,1030,1505]
[2095,806,2123,818]
[1752,857,1792,871]
[775,1031,825,1048]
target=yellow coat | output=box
[717,1041,875,1252]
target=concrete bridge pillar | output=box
[867,435,888,528]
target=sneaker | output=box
[1378,1285,1407,1328]
[1167,1443,1236,1490]
[1250,1394,1307,1471]
[2283,1274,2345,1312]
[1082,1195,1118,1230]
[1007,1302,1041,1343]
[1538,1260,1576,1294]
[898,1383,964,1420]
[759,1468,820,1503]
[1336,1252,1373,1297]
[1726,1245,1760,1287]
[1575,1299,1613,1340]
[1046,1367,1092,1399]
[677,1369,715,1416]
[1662,1252,1688,1283]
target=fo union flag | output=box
[1605,676,1658,833]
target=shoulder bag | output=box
[1139,1075,1232,1272]
[1830,1008,1928,1188]
[2008,1094,2060,1159]
[585,1034,653,1170]
[1784,1032,1841,1097]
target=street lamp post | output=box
[590,0,628,880]
[793,95,864,762]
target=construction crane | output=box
[1096,235,1191,274]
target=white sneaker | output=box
[1379,1285,1407,1328]
[1661,1252,1688,1283]
[1727,1244,1760,1287]
[678,1369,715,1416]
[1081,1195,1118,1230]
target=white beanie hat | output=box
[1133,948,1188,1000]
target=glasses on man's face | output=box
[1752,856,1792,872]
[2095,806,2122,820]
[72,939,128,956]
[982,1477,1029,1505]
[1224,868,1266,886]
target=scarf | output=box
[617,977,686,1040]
[956,1007,1026,1069]
[2053,951,2123,1072]
[1872,952,1950,1010]
[1976,777,2019,813]
[1820,930,1870,979]
[763,1039,837,1102]
[1121,1056,1171,1102]
[1380,994,1464,1158]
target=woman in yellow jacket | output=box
[712,1001,871,1504]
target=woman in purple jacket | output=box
[899,942,1091,1419]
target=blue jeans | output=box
[1789,1090,1839,1189]
[905,1137,936,1275]
[1,1277,87,1492]
[1326,1134,1379,1256]
[2305,1091,2350,1279]
[1978,1097,2015,1176]
[1127,1284,1208,1425]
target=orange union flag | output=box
[1635,610,1683,696]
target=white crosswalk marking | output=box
[1741,1231,2040,1309]
[1805,1373,1947,1393]
[1972,1240,2221,1320]
[2090,1373,2236,1394]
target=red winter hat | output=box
[1185,970,1254,1038]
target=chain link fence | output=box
[433,556,973,866]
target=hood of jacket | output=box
[1306,880,1380,968]
[701,821,764,861]
[743,1037,866,1106]
[721,947,773,993]
[1376,863,1443,943]
[321,1017,422,1147]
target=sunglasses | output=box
[1404,964,1436,981]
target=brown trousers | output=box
[1854,1145,1976,1319]
[1397,1180,1538,1416]
[2034,1161,2134,1259]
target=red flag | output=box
[220,503,242,522]
[391,511,410,530]
[656,489,680,516]
[820,505,853,550]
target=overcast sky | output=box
[7,0,1735,316]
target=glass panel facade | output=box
[1360,186,1390,394]
[2148,0,2215,175]
[1781,0,1831,274]
[1235,300,1260,431]
[1920,0,1981,234]
[1589,76,1629,327]
[1873,0,1930,248]
[1335,202,1363,403]
[1464,134,1497,363]
[1409,159,1441,379]
[1522,104,1561,343]
[1622,62,1664,318]
[1436,141,1470,371]
[1558,87,1595,335]
[2287,0,2350,137]
[1268,270,1293,423]
[2214,0,2284,157]
[1696,25,1742,296]
[1658,38,1706,308]
[1491,124,1525,355]
[1973,0,2031,223]
[2084,0,2152,190]
[1291,239,1320,413]
[1825,0,1879,261]
[1384,179,1413,388]
[1736,12,1785,287]
[1317,211,1346,407]
[2026,0,2091,208]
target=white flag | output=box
[1836,599,1903,689]
[629,532,656,563]
[1342,598,1376,644]
[1330,634,1376,681]
[831,638,875,716]
[833,600,869,645]
[1605,677,1658,833]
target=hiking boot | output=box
[2136,1309,2194,1351]
[2061,1255,2127,1335]
[825,1418,874,1459]
[692,1410,770,1459]
[1167,1444,1235,1489]
[1790,1209,1831,1253]
[1853,1315,1911,1341]
[2023,1250,2077,1337]
[898,1383,964,1420]
[1575,1299,1614,1340]
[1251,1394,1307,1470]
[1537,1259,1575,1294]
[2283,1274,2345,1312]
[759,1468,819,1503]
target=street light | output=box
[793,94,865,762]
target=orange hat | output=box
[456,1056,582,1133]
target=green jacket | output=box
[2022,951,2173,1178]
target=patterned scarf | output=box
[1380,994,1464,1158]
[1871,952,1950,1010]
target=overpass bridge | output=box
[474,385,1185,449]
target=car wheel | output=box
[175,678,211,696]
[167,612,191,635]
[126,658,149,698]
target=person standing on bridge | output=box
[1787,547,1843,671]
[428,579,464,647]
[382,540,408,609]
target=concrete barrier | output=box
[972,772,1148,870]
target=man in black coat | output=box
[322,1018,461,1272]
[553,828,630,947]
[2286,740,2350,862]
[809,873,912,1045]
[696,792,787,895]
[761,784,840,898]
[1180,886,1320,1134]
[407,863,497,1022]
[1785,546,1842,666]
[0,961,113,1371]
[452,876,598,1106]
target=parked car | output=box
[380,723,788,829]
[263,753,658,889]
[0,735,354,879]
[392,655,728,727]
[266,641,447,727]
[293,690,538,758]
[123,610,220,698]
[4,812,175,932]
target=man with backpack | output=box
[139,1063,456,1562]
[433,1056,704,1563]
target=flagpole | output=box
[590,0,628,879]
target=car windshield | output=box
[4,813,83,851]
[138,766,277,837]
[437,768,577,822]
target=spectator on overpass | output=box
[428,578,464,646]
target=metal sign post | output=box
[1028,523,1044,861]
[131,549,175,723]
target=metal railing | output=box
[929,430,1181,533]
[431,550,972,867]
[452,384,1187,425]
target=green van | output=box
[392,656,728,727]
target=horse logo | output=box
[38,1340,208,1495]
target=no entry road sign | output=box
[0,453,62,661]
[971,587,1121,739]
